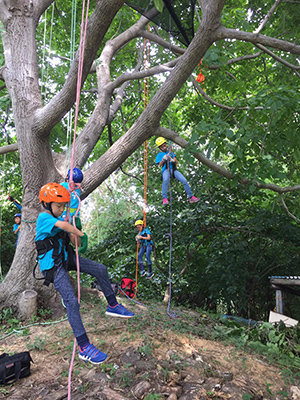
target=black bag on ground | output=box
[0,351,33,385]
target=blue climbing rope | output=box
[166,13,180,319]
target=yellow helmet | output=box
[135,220,143,226]
[155,137,167,147]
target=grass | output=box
[1,296,300,398]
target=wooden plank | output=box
[270,278,300,286]
[269,311,298,327]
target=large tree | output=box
[0,0,300,311]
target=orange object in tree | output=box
[196,59,205,87]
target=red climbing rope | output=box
[67,0,90,399]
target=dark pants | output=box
[138,244,152,270]
[46,256,114,338]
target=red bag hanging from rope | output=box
[120,278,136,298]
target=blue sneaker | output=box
[105,303,135,318]
[146,272,154,279]
[79,343,107,364]
[140,270,146,277]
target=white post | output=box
[275,289,284,315]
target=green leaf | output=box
[225,129,234,140]
[154,0,164,13]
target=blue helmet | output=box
[14,213,21,218]
[67,168,83,183]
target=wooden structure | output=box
[269,276,300,315]
[269,311,298,327]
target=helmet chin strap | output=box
[42,202,55,217]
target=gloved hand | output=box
[136,235,140,242]
[74,216,82,230]
[8,194,15,202]
[71,216,82,230]
[163,154,170,161]
[78,233,88,254]
[170,157,176,163]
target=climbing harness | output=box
[34,231,77,286]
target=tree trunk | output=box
[0,0,58,309]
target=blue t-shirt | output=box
[60,182,81,219]
[35,212,68,272]
[13,223,20,238]
[155,151,176,173]
[138,228,153,246]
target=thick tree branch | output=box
[255,43,300,72]
[216,26,300,55]
[109,59,178,92]
[34,0,54,22]
[64,14,151,169]
[35,0,125,135]
[78,2,236,199]
[140,30,185,55]
[0,143,18,155]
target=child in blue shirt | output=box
[36,182,134,365]
[155,137,198,205]
[135,220,153,279]
[60,167,82,221]
[8,195,22,247]
[60,168,88,254]
[13,213,21,248]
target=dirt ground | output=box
[0,288,296,400]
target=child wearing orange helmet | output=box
[35,182,134,365]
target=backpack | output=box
[120,278,136,298]
[0,351,33,385]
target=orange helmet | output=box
[39,183,70,203]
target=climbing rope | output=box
[40,8,48,96]
[41,4,55,102]
[166,14,178,319]
[142,25,150,229]
[66,0,90,398]
[65,0,77,177]
[133,29,150,299]
[0,317,68,341]
[0,153,7,280]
